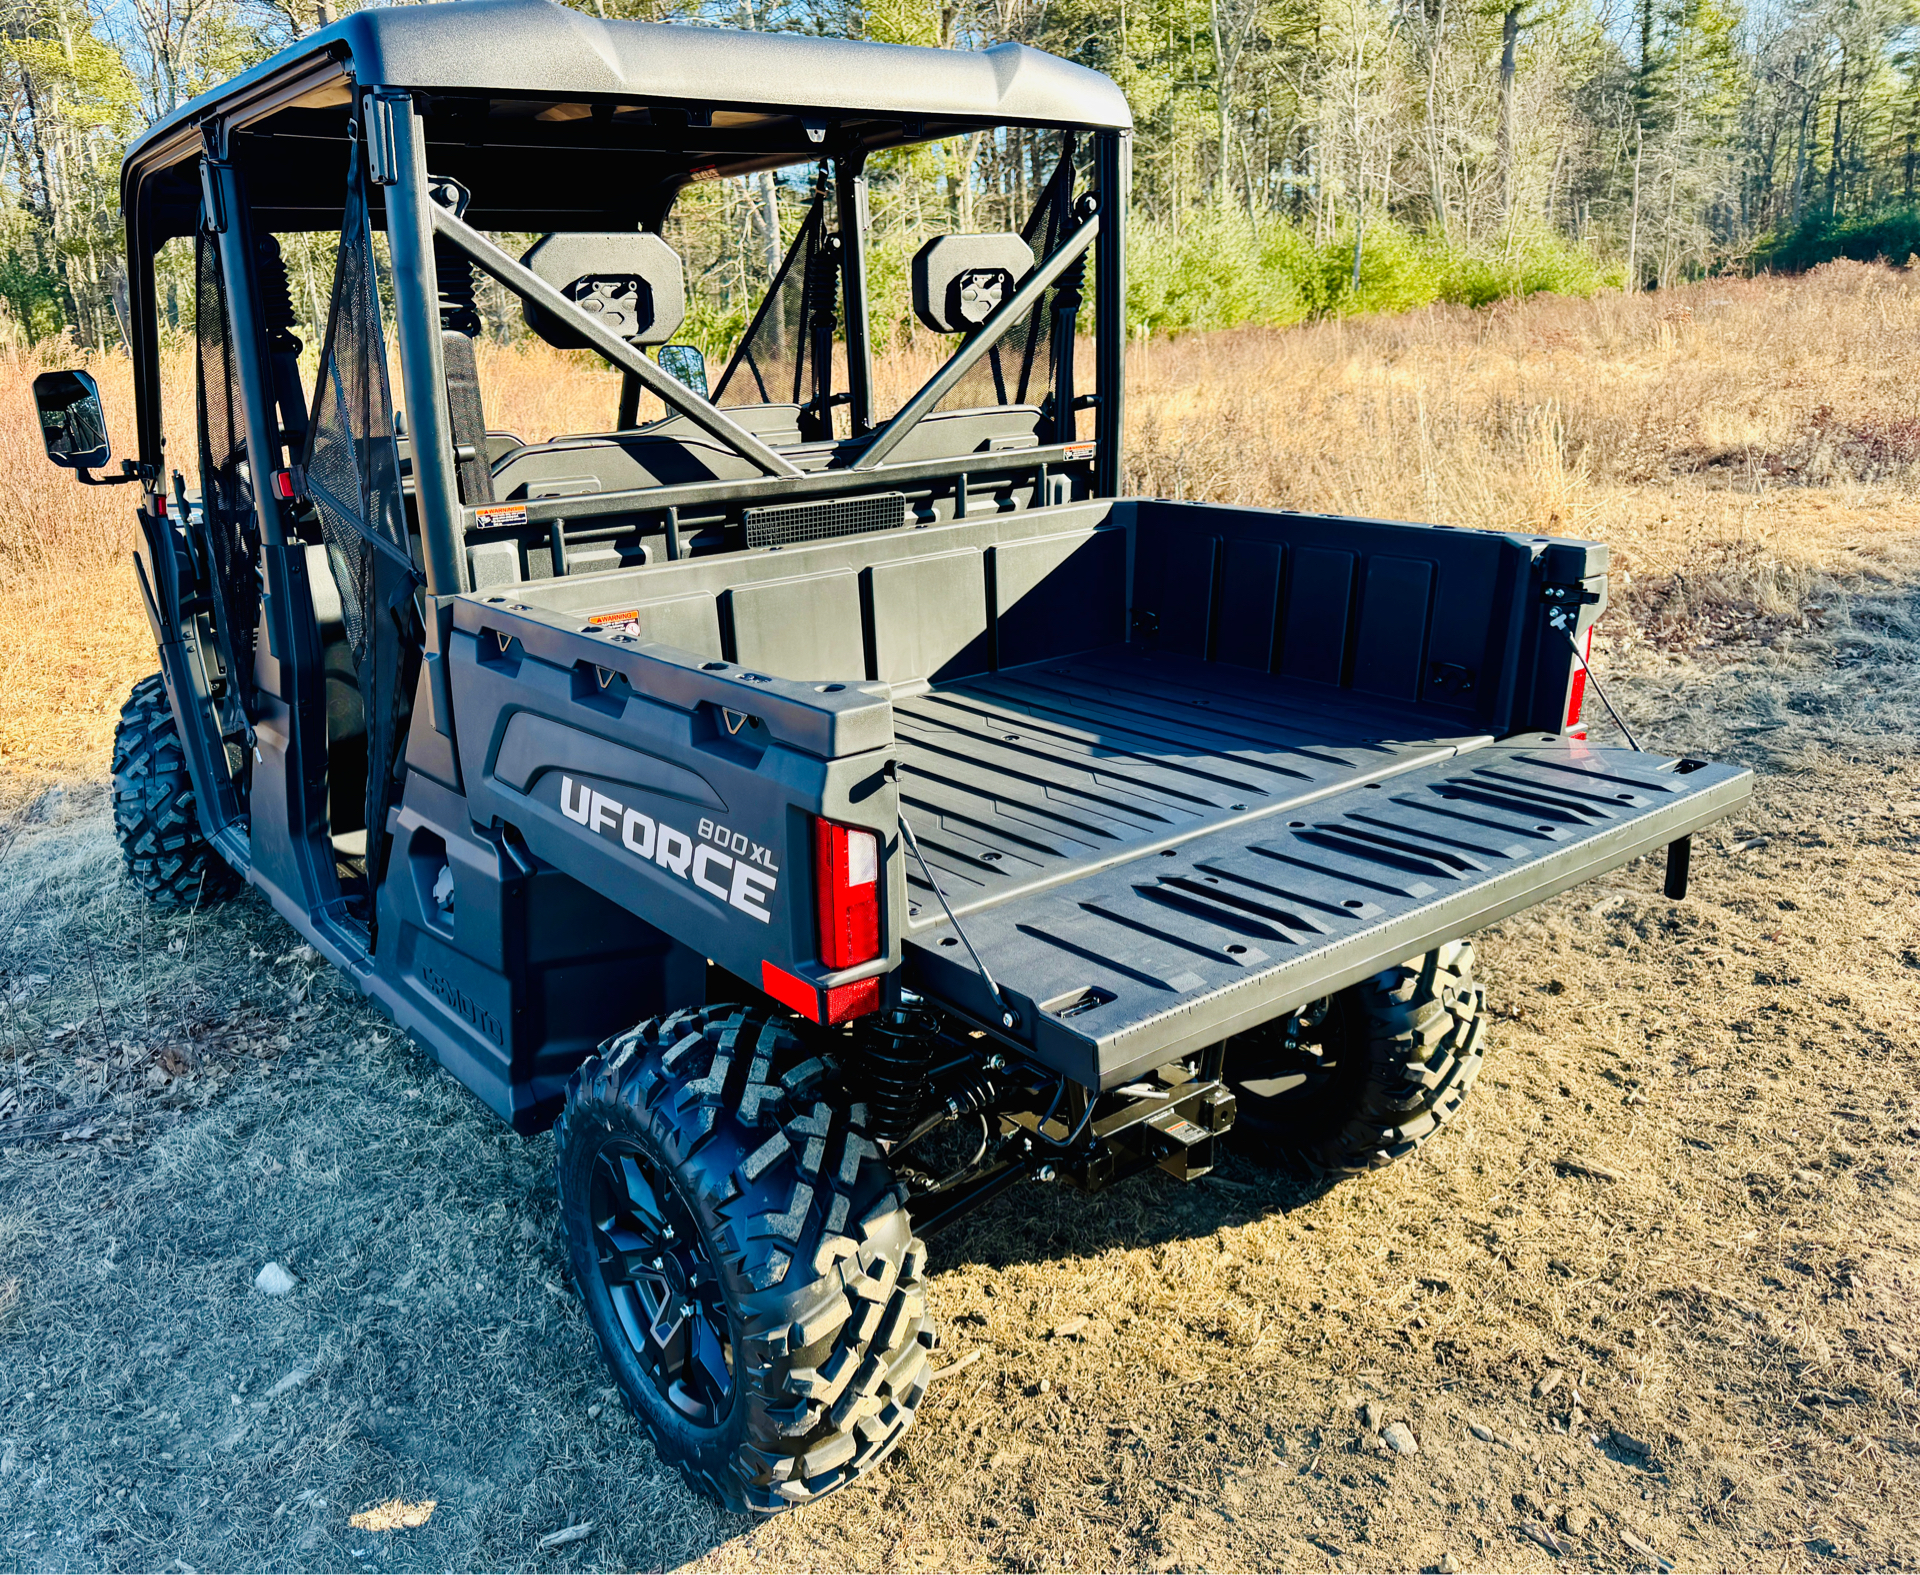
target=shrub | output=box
[1752,206,1920,275]
[1125,210,1619,335]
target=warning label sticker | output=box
[473,503,529,530]
[587,609,641,626]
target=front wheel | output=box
[1225,941,1488,1174]
[111,674,239,908]
[555,1005,935,1512]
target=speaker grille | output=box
[744,491,908,549]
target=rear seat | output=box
[550,403,806,449]
[490,403,1043,502]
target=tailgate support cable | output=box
[1550,604,1694,898]
[1547,602,1642,752]
[1563,626,1642,752]
[897,810,1018,1031]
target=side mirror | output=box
[33,369,110,471]
[657,344,708,400]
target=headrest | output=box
[521,232,687,349]
[911,233,1035,335]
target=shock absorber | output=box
[253,234,307,456]
[857,1006,939,1147]
[433,234,483,337]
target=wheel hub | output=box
[588,1146,735,1427]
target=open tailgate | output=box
[902,738,1750,1088]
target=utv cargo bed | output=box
[444,496,1751,1093]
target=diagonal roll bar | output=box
[426,205,803,480]
[852,211,1101,473]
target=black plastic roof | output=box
[124,0,1131,177]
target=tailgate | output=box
[902,739,1750,1088]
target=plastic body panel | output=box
[443,607,902,1021]
[370,770,704,1132]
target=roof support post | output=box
[1093,130,1128,499]
[835,153,874,436]
[204,145,287,548]
[374,88,466,598]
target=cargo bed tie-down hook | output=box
[896,811,1019,1031]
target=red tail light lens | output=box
[814,818,880,969]
[1565,626,1591,736]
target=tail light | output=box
[1565,626,1591,738]
[814,817,880,969]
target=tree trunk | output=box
[1825,54,1845,220]
[1209,0,1232,205]
[1626,122,1644,292]
[1499,4,1519,218]
[1423,0,1449,241]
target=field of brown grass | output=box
[1,266,1917,1573]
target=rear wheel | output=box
[111,674,239,908]
[555,1004,935,1512]
[1225,942,1488,1174]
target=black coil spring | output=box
[432,235,483,337]
[859,1007,939,1146]
[253,235,302,356]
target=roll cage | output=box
[120,4,1133,596]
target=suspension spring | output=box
[432,235,483,337]
[940,1069,1006,1122]
[857,1006,940,1147]
[253,235,302,356]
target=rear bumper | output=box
[903,738,1750,1088]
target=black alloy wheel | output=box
[556,1005,935,1511]
[588,1144,734,1428]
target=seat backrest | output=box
[490,427,838,501]
[864,404,1041,466]
[550,403,805,450]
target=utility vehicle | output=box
[37,0,1749,1512]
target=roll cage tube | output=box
[851,208,1099,473]
[427,205,804,481]
[373,88,464,599]
[835,153,875,437]
[201,129,290,551]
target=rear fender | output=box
[446,601,901,1010]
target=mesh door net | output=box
[302,140,422,898]
[305,147,412,640]
[194,231,262,715]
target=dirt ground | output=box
[3,277,1920,1572]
